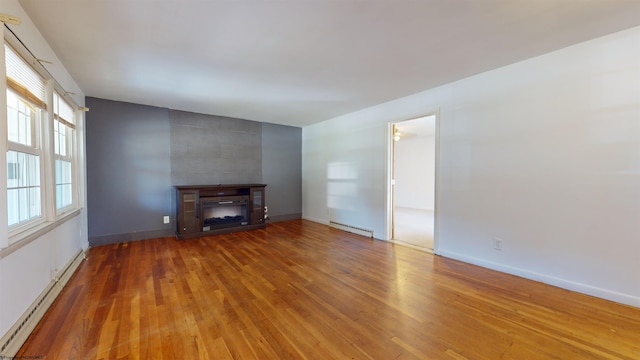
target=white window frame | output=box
[53,91,76,212]
[6,53,46,236]
[3,38,84,249]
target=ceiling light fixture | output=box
[394,129,402,141]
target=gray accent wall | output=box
[86,98,173,245]
[262,123,302,221]
[170,110,262,185]
[86,97,302,246]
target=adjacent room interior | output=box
[1,0,640,358]
[390,115,437,251]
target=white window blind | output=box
[54,92,75,124]
[5,44,45,105]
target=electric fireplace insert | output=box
[201,196,248,231]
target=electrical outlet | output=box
[493,237,503,251]
[163,216,170,224]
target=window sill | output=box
[0,208,83,259]
[56,208,81,224]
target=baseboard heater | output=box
[329,221,374,238]
[0,249,86,358]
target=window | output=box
[6,90,42,226]
[4,39,83,245]
[7,149,41,226]
[5,44,45,229]
[53,92,75,210]
[4,40,83,241]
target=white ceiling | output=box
[16,0,640,128]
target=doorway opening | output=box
[388,114,438,251]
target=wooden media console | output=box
[175,184,266,239]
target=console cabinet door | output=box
[250,188,265,225]
[178,190,199,234]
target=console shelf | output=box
[175,184,266,239]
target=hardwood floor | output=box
[17,220,640,359]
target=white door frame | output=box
[385,111,441,253]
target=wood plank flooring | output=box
[17,220,640,359]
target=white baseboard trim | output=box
[437,249,640,308]
[0,248,86,357]
[328,221,374,238]
[301,216,328,225]
[302,217,375,238]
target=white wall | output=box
[394,134,436,210]
[303,120,388,235]
[302,26,640,307]
[0,0,87,339]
